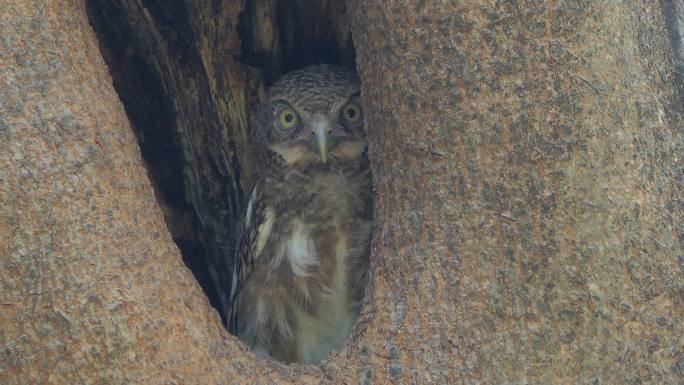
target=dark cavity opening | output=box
[85,0,357,326]
[239,0,356,84]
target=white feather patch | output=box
[244,186,257,226]
[287,222,318,276]
[255,207,275,257]
[230,267,238,298]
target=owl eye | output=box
[341,102,363,124]
[277,107,300,130]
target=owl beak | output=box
[310,114,333,163]
[315,126,329,163]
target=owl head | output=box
[253,65,367,173]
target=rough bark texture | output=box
[1,1,683,385]
[83,0,356,323]
[0,1,246,383]
[85,0,252,320]
[349,1,684,383]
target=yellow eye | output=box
[277,107,299,130]
[341,102,362,124]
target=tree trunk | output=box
[1,1,682,385]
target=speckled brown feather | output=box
[228,65,372,363]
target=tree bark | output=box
[85,0,253,320]
[349,1,684,383]
[1,1,682,385]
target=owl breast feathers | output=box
[227,64,373,364]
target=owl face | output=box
[255,65,367,169]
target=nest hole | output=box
[85,0,357,326]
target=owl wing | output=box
[227,184,271,333]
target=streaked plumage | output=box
[228,65,372,364]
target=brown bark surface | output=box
[85,0,253,319]
[349,1,684,383]
[1,1,682,384]
[0,1,249,384]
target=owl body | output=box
[228,65,372,364]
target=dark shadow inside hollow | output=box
[85,1,225,316]
[85,0,357,327]
[238,0,357,84]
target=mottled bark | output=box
[83,0,356,323]
[0,1,247,383]
[85,0,251,320]
[349,1,684,383]
[1,1,682,385]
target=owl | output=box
[227,64,373,364]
